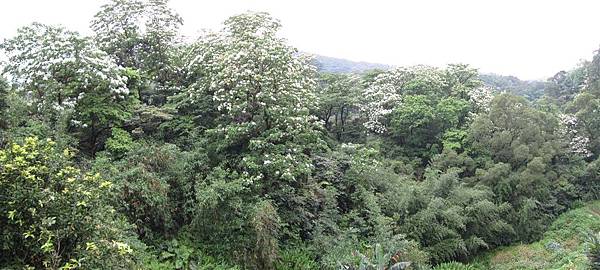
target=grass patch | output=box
[469,201,600,270]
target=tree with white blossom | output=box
[91,0,183,105]
[1,23,135,155]
[359,64,481,161]
[187,12,326,268]
[468,86,493,113]
[360,65,446,133]
[558,113,592,157]
[360,65,482,134]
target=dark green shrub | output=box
[94,142,192,242]
[105,127,134,158]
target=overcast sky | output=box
[1,0,599,80]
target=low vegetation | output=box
[453,201,600,270]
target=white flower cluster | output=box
[186,12,317,130]
[1,23,129,114]
[468,86,493,113]
[91,0,182,52]
[360,84,400,133]
[559,113,592,157]
[359,65,456,133]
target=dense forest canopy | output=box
[0,1,599,269]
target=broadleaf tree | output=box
[1,23,136,155]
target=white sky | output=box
[1,0,599,80]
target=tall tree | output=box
[1,23,135,155]
[184,12,326,268]
[314,73,363,141]
[91,0,183,105]
[360,64,483,164]
[469,94,586,240]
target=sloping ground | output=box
[468,201,600,270]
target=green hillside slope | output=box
[445,201,600,270]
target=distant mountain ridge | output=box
[312,54,392,73]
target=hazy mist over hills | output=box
[312,54,392,73]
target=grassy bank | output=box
[434,201,600,270]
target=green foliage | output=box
[567,92,600,156]
[315,73,364,142]
[105,127,134,158]
[479,73,547,101]
[0,137,142,269]
[588,231,600,269]
[545,66,587,104]
[322,234,428,270]
[94,142,191,242]
[468,93,591,241]
[387,95,470,161]
[91,0,183,105]
[433,262,479,270]
[151,239,237,270]
[469,201,600,270]
[361,64,481,163]
[307,145,432,269]
[581,158,600,201]
[274,247,319,270]
[1,5,600,270]
[252,200,282,270]
[382,168,514,263]
[442,129,469,152]
[433,201,600,270]
[0,23,137,156]
[0,77,8,131]
[352,243,414,270]
[184,12,329,268]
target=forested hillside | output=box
[478,73,548,100]
[0,1,599,269]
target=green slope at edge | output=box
[463,201,600,270]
